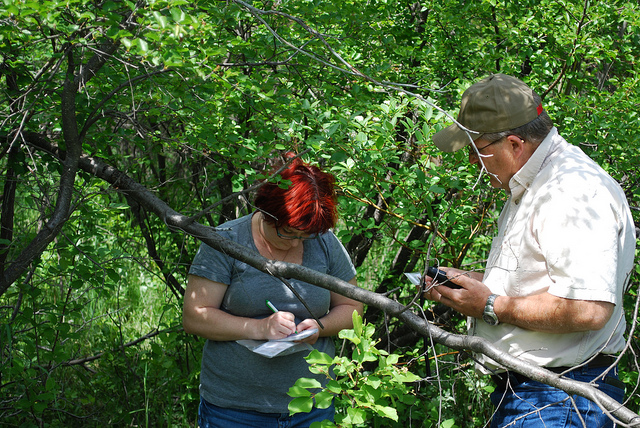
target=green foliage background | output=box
[0,0,638,426]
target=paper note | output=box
[236,328,318,358]
[273,328,318,342]
[404,272,421,285]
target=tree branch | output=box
[125,194,185,298]
[0,50,83,295]
[62,327,177,370]
[0,143,18,272]
[20,135,640,426]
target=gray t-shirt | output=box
[189,213,357,413]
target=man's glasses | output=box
[470,136,506,156]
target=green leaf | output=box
[324,380,343,394]
[152,11,168,28]
[106,268,120,282]
[137,38,149,54]
[373,404,398,421]
[70,279,84,289]
[429,184,446,194]
[440,419,458,428]
[295,377,322,389]
[288,396,314,414]
[45,377,56,392]
[352,310,363,335]
[305,350,334,365]
[393,370,421,383]
[288,385,312,398]
[314,390,334,409]
[343,407,367,425]
[338,328,360,345]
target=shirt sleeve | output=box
[188,242,234,285]
[322,231,357,282]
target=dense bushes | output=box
[1,0,638,426]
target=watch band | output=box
[482,293,500,326]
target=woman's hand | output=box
[295,319,321,345]
[263,311,297,340]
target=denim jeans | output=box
[198,397,335,428]
[489,365,625,428]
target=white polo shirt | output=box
[470,127,636,373]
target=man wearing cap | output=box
[423,74,635,427]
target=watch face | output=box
[483,313,498,326]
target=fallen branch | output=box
[63,327,178,370]
[21,135,640,426]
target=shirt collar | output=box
[508,127,561,197]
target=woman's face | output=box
[262,219,315,251]
[275,225,317,241]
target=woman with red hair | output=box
[183,158,362,428]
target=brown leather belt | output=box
[491,354,625,390]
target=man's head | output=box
[432,74,551,151]
[432,74,553,190]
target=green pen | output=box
[265,299,278,313]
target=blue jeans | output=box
[489,365,625,428]
[198,397,335,428]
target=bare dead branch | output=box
[19,135,640,426]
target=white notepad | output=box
[236,328,318,358]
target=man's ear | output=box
[507,135,528,161]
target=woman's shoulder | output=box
[315,229,340,247]
[312,230,352,261]
[213,214,253,238]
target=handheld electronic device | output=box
[426,266,462,289]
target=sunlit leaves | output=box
[288,313,419,427]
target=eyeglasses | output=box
[470,136,505,156]
[259,208,318,241]
[276,226,318,241]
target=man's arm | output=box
[423,267,614,334]
[493,292,614,333]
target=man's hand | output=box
[422,267,491,319]
[421,268,615,333]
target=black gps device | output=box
[426,266,461,289]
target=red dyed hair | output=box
[254,158,337,234]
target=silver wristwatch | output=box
[482,294,500,326]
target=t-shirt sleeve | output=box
[188,242,234,285]
[323,231,357,282]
